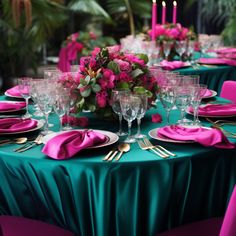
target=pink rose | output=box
[96,91,108,108]
[62,115,89,127]
[70,32,79,41]
[89,32,97,40]
[152,113,162,123]
[114,59,131,72]
[92,47,101,57]
[118,71,132,83]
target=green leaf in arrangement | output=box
[92,84,101,93]
[131,68,144,78]
[136,54,149,64]
[84,75,91,84]
[116,82,130,90]
[133,86,153,98]
[107,61,120,74]
[81,86,91,97]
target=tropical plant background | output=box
[0,0,236,89]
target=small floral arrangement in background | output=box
[148,23,196,43]
[58,31,116,72]
[60,46,159,119]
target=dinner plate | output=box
[0,119,44,135]
[202,90,217,99]
[148,127,195,143]
[42,129,119,149]
[4,91,23,99]
[186,106,236,118]
[0,101,26,113]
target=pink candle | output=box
[173,1,177,24]
[151,0,157,41]
[162,1,166,25]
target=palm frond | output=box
[69,0,111,20]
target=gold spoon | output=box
[0,137,28,146]
[115,143,131,161]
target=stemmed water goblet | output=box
[162,41,172,60]
[158,85,175,125]
[120,93,141,143]
[18,77,32,119]
[174,86,191,126]
[111,90,128,136]
[134,94,148,139]
[175,40,186,60]
[190,84,208,126]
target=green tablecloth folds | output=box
[0,95,236,236]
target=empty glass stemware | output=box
[159,85,175,125]
[134,94,148,139]
[120,94,140,143]
[190,84,208,126]
[111,90,128,136]
[18,77,32,119]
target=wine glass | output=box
[174,86,191,126]
[134,94,148,139]
[158,85,175,125]
[111,90,128,136]
[18,77,32,119]
[190,84,208,126]
[163,41,172,60]
[175,40,186,60]
[120,94,141,143]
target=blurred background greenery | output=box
[0,0,236,89]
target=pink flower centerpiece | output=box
[60,46,159,119]
[148,23,196,60]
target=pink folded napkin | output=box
[157,125,235,149]
[42,130,107,160]
[160,60,187,70]
[203,89,213,98]
[0,118,37,133]
[218,53,236,59]
[215,47,236,54]
[5,86,22,97]
[193,104,236,116]
[0,102,26,111]
[198,58,236,66]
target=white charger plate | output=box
[42,129,119,149]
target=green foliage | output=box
[0,0,68,78]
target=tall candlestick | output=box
[173,1,177,24]
[151,0,157,41]
[162,1,166,25]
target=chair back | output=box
[219,185,236,236]
[220,81,236,103]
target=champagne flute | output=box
[111,90,128,136]
[120,94,140,143]
[134,94,148,138]
[18,77,32,119]
[190,84,208,126]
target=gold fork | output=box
[14,134,44,152]
[137,139,169,158]
[143,138,176,157]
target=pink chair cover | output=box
[220,81,236,103]
[0,215,74,236]
[157,218,223,236]
[219,185,236,236]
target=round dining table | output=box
[0,94,236,236]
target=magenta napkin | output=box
[203,89,213,98]
[5,86,22,97]
[0,118,37,133]
[157,125,235,149]
[160,60,187,70]
[193,104,236,116]
[198,58,236,66]
[0,102,26,111]
[215,47,236,54]
[42,130,107,160]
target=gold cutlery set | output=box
[206,118,236,138]
[138,138,176,158]
[103,143,130,162]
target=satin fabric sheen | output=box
[0,102,26,111]
[0,97,236,236]
[0,118,37,133]
[157,125,235,149]
[42,130,107,159]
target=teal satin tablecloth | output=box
[0,96,236,236]
[175,52,236,94]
